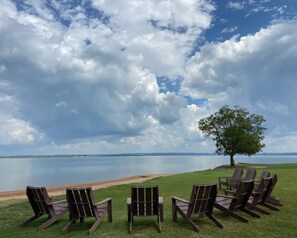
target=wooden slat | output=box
[74,190,85,217]
[138,188,144,215]
[152,186,158,215]
[80,189,93,217]
[132,187,138,215]
[146,187,152,215]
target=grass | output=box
[0,163,296,238]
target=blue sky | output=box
[0,0,297,155]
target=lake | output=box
[1,154,297,192]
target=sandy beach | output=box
[0,174,171,201]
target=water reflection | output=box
[0,155,296,192]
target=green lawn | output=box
[0,163,296,238]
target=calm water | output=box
[0,155,297,192]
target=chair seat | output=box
[53,203,68,214]
[176,201,189,213]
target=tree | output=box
[198,105,266,167]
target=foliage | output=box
[198,105,266,166]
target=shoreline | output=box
[0,174,171,201]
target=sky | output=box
[0,0,297,155]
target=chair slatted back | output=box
[26,186,50,215]
[230,180,254,210]
[187,184,217,217]
[261,177,273,202]
[250,177,267,205]
[131,186,159,216]
[233,168,244,180]
[66,187,95,218]
[259,171,270,181]
[243,168,257,180]
[270,174,278,191]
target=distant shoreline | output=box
[1,152,297,159]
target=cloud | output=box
[0,0,216,154]
[227,2,245,10]
[221,26,238,33]
[0,0,296,155]
[0,113,44,144]
[182,21,297,151]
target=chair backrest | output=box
[66,187,96,218]
[232,168,244,179]
[260,177,273,202]
[258,171,270,181]
[264,174,277,200]
[26,186,51,215]
[243,168,257,180]
[250,176,271,205]
[230,180,254,210]
[131,186,159,216]
[187,184,217,217]
[270,173,278,189]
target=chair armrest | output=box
[251,191,261,196]
[49,199,67,205]
[95,198,112,206]
[127,197,131,205]
[226,178,239,183]
[158,196,163,204]
[217,194,236,199]
[224,189,235,195]
[172,196,190,204]
[218,176,232,179]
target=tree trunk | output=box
[230,154,235,167]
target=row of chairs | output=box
[21,169,282,235]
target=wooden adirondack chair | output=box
[246,176,273,215]
[127,185,163,233]
[214,180,260,223]
[21,186,68,230]
[257,174,281,210]
[172,184,223,232]
[63,187,112,235]
[265,174,283,206]
[227,168,257,190]
[218,168,243,189]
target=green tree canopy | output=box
[198,105,266,167]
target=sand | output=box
[0,174,171,201]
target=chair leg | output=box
[21,214,41,227]
[158,214,162,233]
[88,216,103,235]
[62,218,77,234]
[105,200,112,223]
[240,208,261,218]
[266,198,283,207]
[206,214,223,228]
[172,198,177,222]
[260,202,280,211]
[129,213,133,234]
[268,196,281,203]
[215,204,248,223]
[127,205,131,223]
[247,204,271,215]
[159,204,164,221]
[39,217,58,231]
[176,208,199,232]
[39,209,68,231]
